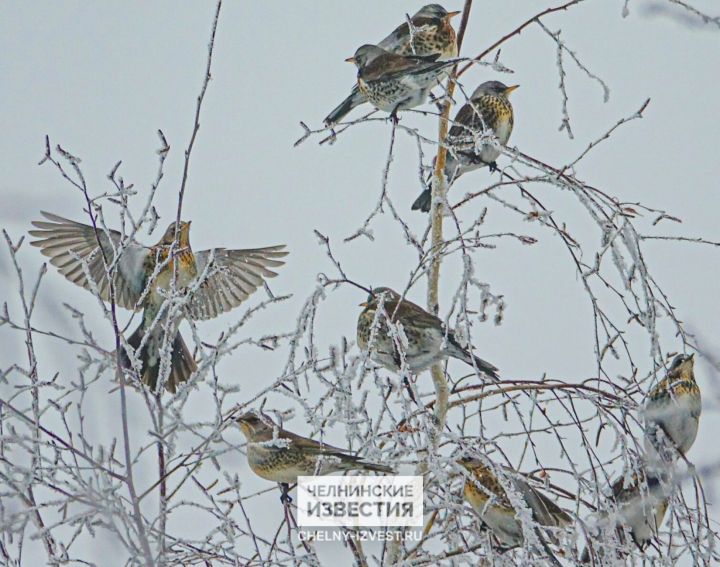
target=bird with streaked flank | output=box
[412,81,518,212]
[236,412,394,502]
[357,287,499,380]
[459,459,571,563]
[325,4,461,125]
[580,469,669,562]
[643,353,701,466]
[30,212,287,393]
[345,45,459,123]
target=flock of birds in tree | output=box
[28,4,702,563]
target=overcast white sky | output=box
[1,1,719,565]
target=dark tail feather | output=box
[470,354,500,381]
[536,529,564,567]
[122,325,196,394]
[412,160,457,213]
[166,333,197,393]
[336,453,395,474]
[448,335,500,381]
[579,546,590,563]
[411,189,432,212]
[359,461,396,475]
[324,86,366,125]
[120,324,145,382]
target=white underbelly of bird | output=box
[483,506,524,547]
[360,73,439,113]
[370,327,449,372]
[644,396,700,456]
[619,494,666,544]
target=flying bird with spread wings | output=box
[30,212,287,392]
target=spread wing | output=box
[29,212,150,310]
[186,246,288,320]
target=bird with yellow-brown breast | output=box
[412,80,518,212]
[236,412,394,502]
[357,287,499,379]
[643,353,701,466]
[30,212,287,392]
[459,458,570,565]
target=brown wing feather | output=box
[516,479,572,527]
[29,212,150,310]
[282,429,350,456]
[383,294,443,329]
[378,16,442,52]
[187,246,288,320]
[449,97,496,140]
[360,52,442,82]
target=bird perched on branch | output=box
[325,4,460,125]
[580,469,669,562]
[30,212,287,393]
[344,45,458,123]
[357,287,499,379]
[236,412,394,501]
[459,458,571,562]
[643,353,701,465]
[412,81,518,212]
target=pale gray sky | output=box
[1,1,719,565]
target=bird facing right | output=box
[412,81,518,212]
[643,353,701,465]
[356,287,499,379]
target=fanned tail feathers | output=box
[122,325,197,393]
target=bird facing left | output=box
[236,412,395,502]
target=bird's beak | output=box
[359,301,368,307]
[345,56,356,64]
[688,353,695,361]
[504,85,520,96]
[447,10,462,19]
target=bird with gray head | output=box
[357,287,499,380]
[412,80,518,212]
[459,458,570,565]
[643,353,701,468]
[325,4,461,125]
[345,44,458,122]
[236,412,394,502]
